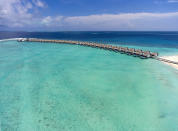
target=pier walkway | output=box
[155,57,178,65]
[18,38,158,58]
[17,38,178,66]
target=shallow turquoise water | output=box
[0,40,178,131]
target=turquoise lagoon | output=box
[0,39,178,131]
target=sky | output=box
[0,0,178,31]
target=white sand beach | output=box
[160,55,178,70]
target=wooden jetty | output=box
[18,38,178,66]
[155,57,178,65]
[18,38,158,59]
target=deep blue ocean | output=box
[1,31,178,48]
[0,31,178,131]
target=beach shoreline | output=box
[159,55,178,70]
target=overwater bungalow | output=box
[128,48,135,54]
[150,52,158,58]
[134,49,143,56]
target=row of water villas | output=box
[18,38,158,58]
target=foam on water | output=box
[0,38,23,42]
[0,39,178,131]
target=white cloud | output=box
[0,1,178,31]
[0,0,46,28]
[41,16,64,27]
[32,12,177,31]
[32,0,46,8]
[168,0,178,3]
[62,12,178,30]
[42,16,52,26]
[0,0,33,27]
